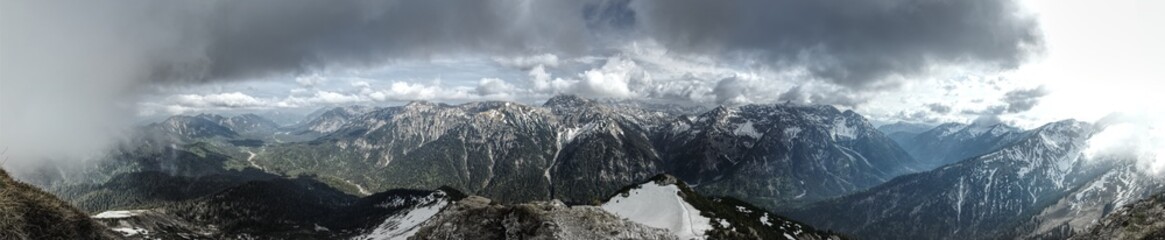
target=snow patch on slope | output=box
[832,119,857,140]
[964,124,992,137]
[354,194,448,240]
[110,226,148,237]
[92,210,149,219]
[783,127,802,139]
[733,121,764,139]
[561,127,583,144]
[602,182,712,240]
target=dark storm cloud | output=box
[1002,86,1050,113]
[1,0,602,163]
[778,86,867,107]
[713,77,749,105]
[630,0,1042,89]
[140,0,598,84]
[892,110,940,123]
[926,103,953,114]
[11,0,1042,88]
[1,0,1045,165]
[583,0,637,32]
[962,105,1008,116]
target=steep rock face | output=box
[893,122,1028,169]
[1071,191,1165,240]
[298,105,374,135]
[789,120,1158,239]
[544,95,671,204]
[660,104,919,208]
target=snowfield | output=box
[109,226,148,237]
[602,182,713,240]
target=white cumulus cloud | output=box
[476,78,517,98]
[571,56,646,98]
[1085,114,1165,176]
[172,92,269,108]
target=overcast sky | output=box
[2,0,1163,164]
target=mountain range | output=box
[9,94,1164,239]
[886,121,1028,169]
[789,120,1165,239]
[214,95,921,210]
